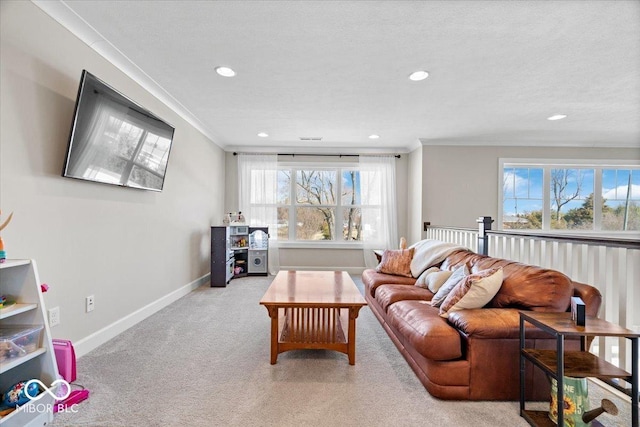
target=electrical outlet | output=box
[86,295,95,312]
[48,306,60,327]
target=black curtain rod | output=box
[232,152,401,159]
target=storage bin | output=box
[0,326,44,361]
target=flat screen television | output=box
[62,70,175,191]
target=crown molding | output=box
[32,0,225,149]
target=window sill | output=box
[276,241,364,250]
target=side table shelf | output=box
[519,311,639,427]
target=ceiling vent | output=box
[299,137,323,141]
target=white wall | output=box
[0,1,226,354]
[406,146,423,245]
[421,145,640,228]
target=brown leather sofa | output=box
[363,247,602,401]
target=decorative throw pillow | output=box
[430,264,469,307]
[375,248,415,277]
[426,270,454,293]
[439,267,504,317]
[415,266,440,288]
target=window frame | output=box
[276,160,366,248]
[498,158,640,232]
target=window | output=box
[500,160,640,231]
[277,165,366,242]
[602,169,640,230]
[503,167,543,228]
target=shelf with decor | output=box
[519,311,638,427]
[210,226,268,286]
[0,259,59,427]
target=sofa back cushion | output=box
[441,249,573,312]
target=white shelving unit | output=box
[0,260,59,427]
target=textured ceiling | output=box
[37,0,640,153]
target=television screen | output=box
[62,70,175,191]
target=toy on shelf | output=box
[0,210,14,263]
[1,380,39,408]
[223,212,246,225]
[0,295,16,310]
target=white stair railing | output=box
[487,230,639,377]
[424,221,640,380]
[425,226,479,253]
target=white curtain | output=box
[237,153,280,274]
[360,155,398,268]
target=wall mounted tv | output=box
[62,70,175,192]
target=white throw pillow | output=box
[430,264,469,307]
[426,270,454,293]
[439,268,504,317]
[415,266,440,289]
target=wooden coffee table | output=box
[259,270,367,365]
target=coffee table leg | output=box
[348,306,362,365]
[268,306,279,364]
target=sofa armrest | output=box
[572,281,602,317]
[447,308,555,339]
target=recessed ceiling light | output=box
[369,134,380,139]
[257,132,269,138]
[215,66,236,77]
[408,70,429,81]
[547,114,567,121]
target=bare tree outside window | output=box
[295,170,336,240]
[551,169,584,229]
[342,171,361,240]
[275,167,369,241]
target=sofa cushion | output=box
[430,264,469,307]
[376,248,414,277]
[375,284,434,312]
[441,250,573,312]
[387,300,462,361]
[490,265,573,312]
[362,269,416,297]
[447,308,567,339]
[439,268,504,317]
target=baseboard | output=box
[279,265,365,275]
[73,273,210,358]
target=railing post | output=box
[476,216,494,255]
[423,221,431,239]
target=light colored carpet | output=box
[52,275,632,426]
